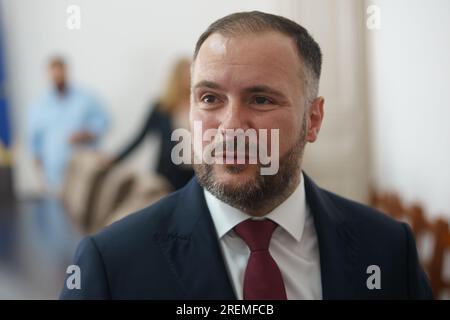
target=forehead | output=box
[193,31,302,91]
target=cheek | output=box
[190,109,220,147]
[254,113,299,157]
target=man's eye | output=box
[201,95,218,104]
[253,96,273,105]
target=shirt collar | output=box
[204,173,307,243]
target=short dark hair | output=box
[193,11,322,103]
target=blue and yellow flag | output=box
[0,11,15,201]
[0,17,11,167]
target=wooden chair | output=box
[103,172,171,228]
[368,189,450,299]
[406,205,437,279]
[61,149,110,232]
[428,219,450,298]
[88,166,137,233]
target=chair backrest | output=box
[369,189,450,299]
[61,149,109,231]
[102,173,171,229]
[439,232,450,299]
[88,165,137,233]
[429,219,450,298]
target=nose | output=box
[218,99,251,136]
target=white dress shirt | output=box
[204,173,322,300]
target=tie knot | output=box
[234,219,278,252]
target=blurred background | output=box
[0,0,449,299]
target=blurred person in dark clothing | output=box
[112,58,193,190]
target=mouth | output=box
[213,152,258,164]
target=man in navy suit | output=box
[60,11,432,300]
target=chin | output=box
[213,164,259,187]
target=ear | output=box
[306,97,325,143]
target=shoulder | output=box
[27,92,53,121]
[69,86,91,96]
[29,90,52,109]
[61,187,191,299]
[89,188,183,252]
[68,86,101,105]
[323,188,407,241]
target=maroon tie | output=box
[234,219,287,300]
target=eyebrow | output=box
[193,81,286,98]
[243,85,286,99]
[193,80,222,90]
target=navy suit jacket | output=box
[60,174,433,299]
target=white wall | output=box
[280,0,371,203]
[1,0,280,195]
[366,0,450,218]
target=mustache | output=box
[207,138,266,157]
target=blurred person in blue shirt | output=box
[27,57,109,192]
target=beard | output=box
[194,116,308,213]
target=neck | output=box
[56,83,66,96]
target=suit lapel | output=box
[154,178,236,299]
[303,173,360,299]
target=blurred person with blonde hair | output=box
[112,57,193,190]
